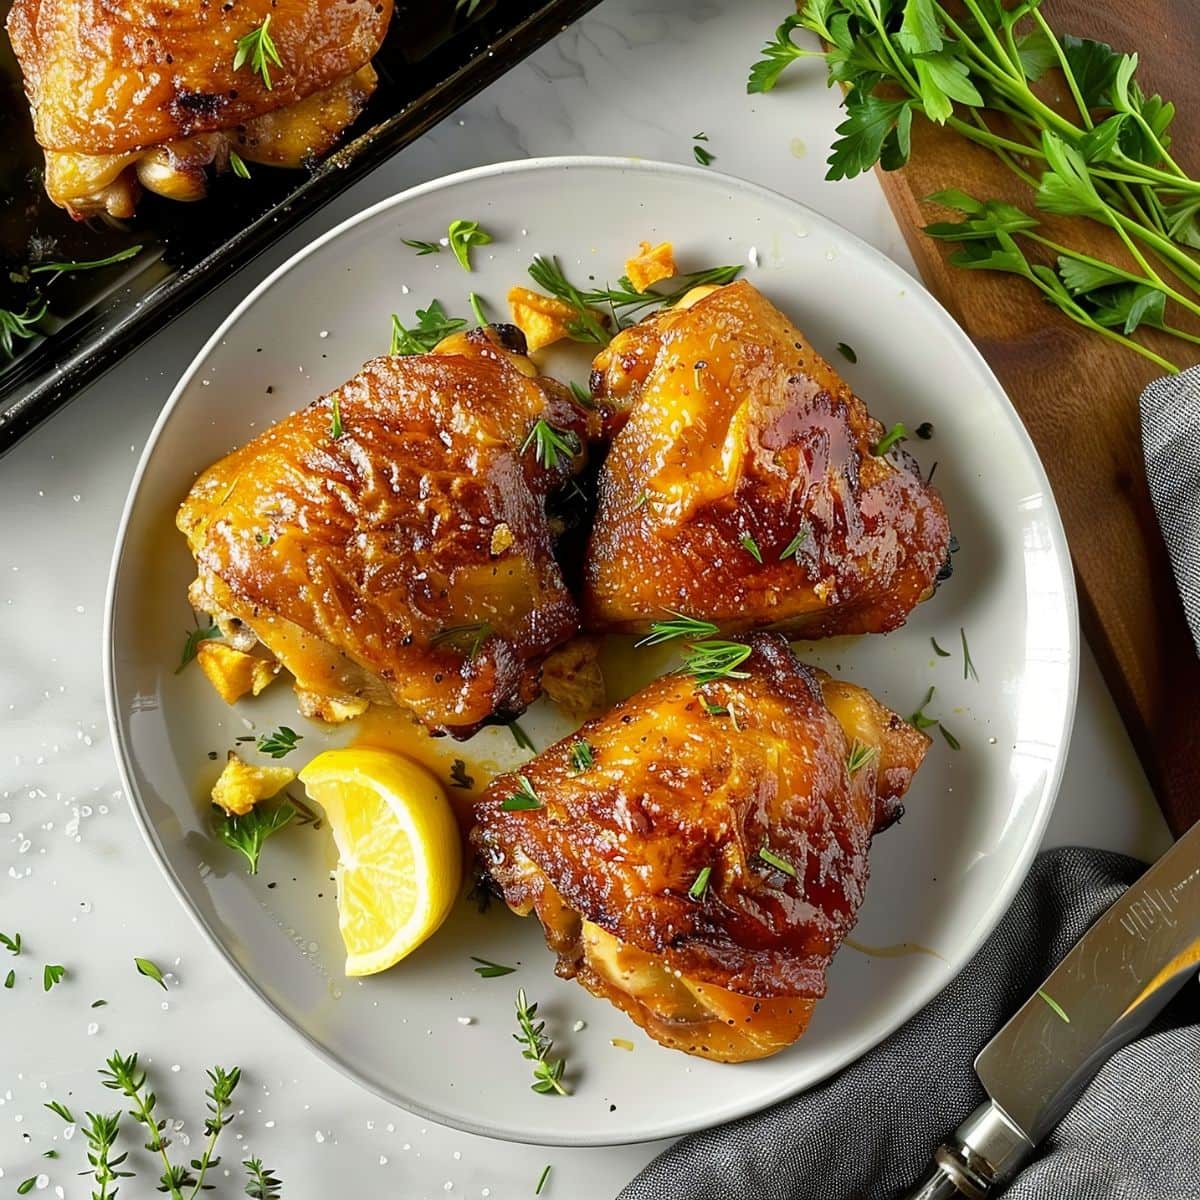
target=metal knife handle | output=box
[900,1102,1035,1200]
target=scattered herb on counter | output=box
[636,612,720,647]
[31,245,142,279]
[759,846,798,878]
[91,998,107,1008]
[846,740,878,775]
[232,14,283,90]
[329,393,344,440]
[45,1101,74,1123]
[501,776,542,812]
[507,719,536,753]
[0,930,20,955]
[931,636,951,658]
[228,149,251,179]
[245,1157,284,1199]
[42,1149,58,1159]
[448,219,494,272]
[3,970,13,989]
[402,238,443,256]
[939,724,962,751]
[1037,987,1070,1023]
[528,255,742,345]
[693,144,716,166]
[472,956,517,978]
[836,341,858,363]
[960,626,979,681]
[688,866,712,901]
[909,686,939,731]
[779,526,810,560]
[748,4,1200,372]
[257,725,303,758]
[17,1177,35,1194]
[694,131,709,141]
[522,418,580,471]
[133,957,167,990]
[390,300,468,355]
[469,291,490,327]
[42,964,65,991]
[176,622,221,673]
[680,640,753,684]
[569,739,595,773]
[874,423,909,456]
[450,759,475,790]
[514,987,569,1096]
[215,801,297,875]
[0,301,46,360]
[739,533,763,563]
[535,1164,553,1196]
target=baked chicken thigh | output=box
[6,0,392,216]
[178,326,594,739]
[583,281,951,638]
[472,633,929,1061]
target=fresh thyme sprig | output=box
[527,256,742,345]
[0,301,47,359]
[45,1100,73,1122]
[101,1051,186,1197]
[501,775,542,812]
[521,419,580,470]
[390,300,468,355]
[30,245,142,280]
[680,640,753,684]
[636,612,720,647]
[256,725,303,758]
[244,1158,284,1199]
[749,3,1200,371]
[81,1110,130,1200]
[215,801,296,875]
[177,622,220,672]
[233,15,284,90]
[514,988,569,1096]
[448,220,494,272]
[190,1066,241,1193]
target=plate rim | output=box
[103,154,1080,1147]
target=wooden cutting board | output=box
[875,0,1200,836]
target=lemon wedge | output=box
[298,747,462,976]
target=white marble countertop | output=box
[0,1,1173,1197]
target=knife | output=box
[903,818,1200,1199]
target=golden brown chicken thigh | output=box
[6,0,391,215]
[583,281,951,638]
[178,326,594,738]
[471,633,929,1061]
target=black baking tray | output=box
[0,0,602,454]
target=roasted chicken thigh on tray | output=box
[472,633,930,1062]
[178,326,594,739]
[583,280,951,638]
[6,0,392,216]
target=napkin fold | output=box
[620,848,1200,1200]
[1140,364,1200,654]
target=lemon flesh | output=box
[298,747,463,976]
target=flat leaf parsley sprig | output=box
[750,1,1200,370]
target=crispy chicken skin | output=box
[583,281,951,637]
[178,327,594,739]
[6,0,391,214]
[472,634,930,1061]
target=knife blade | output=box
[904,818,1200,1200]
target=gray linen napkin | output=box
[1141,365,1200,653]
[621,848,1200,1200]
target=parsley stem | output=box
[1029,7,1091,129]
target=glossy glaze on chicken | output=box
[472,634,930,1061]
[6,0,392,215]
[178,327,593,738]
[584,280,951,637]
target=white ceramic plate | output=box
[105,158,1078,1146]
